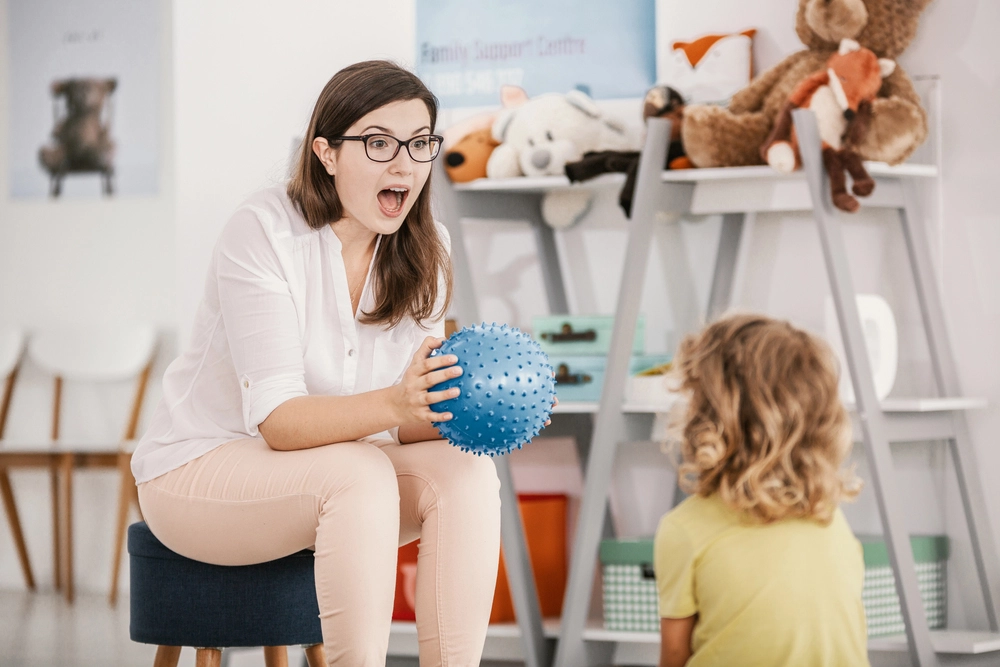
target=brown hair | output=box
[287,60,451,328]
[670,313,861,523]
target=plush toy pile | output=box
[439,0,931,224]
[681,0,931,169]
[762,38,896,212]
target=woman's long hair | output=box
[287,60,451,328]
[670,313,861,524]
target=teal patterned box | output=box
[859,535,949,638]
[550,355,670,403]
[533,315,645,356]
[599,538,659,633]
[599,534,949,637]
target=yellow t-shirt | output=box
[654,494,868,667]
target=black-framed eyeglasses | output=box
[329,133,443,163]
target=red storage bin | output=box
[392,493,568,623]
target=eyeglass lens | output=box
[365,135,441,162]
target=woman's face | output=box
[321,98,433,236]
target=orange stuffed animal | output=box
[444,127,499,183]
[761,38,895,212]
[442,85,528,183]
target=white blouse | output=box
[132,186,447,484]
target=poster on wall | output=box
[7,0,161,199]
[416,0,656,107]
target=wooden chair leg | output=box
[59,453,74,604]
[0,469,36,589]
[195,648,222,667]
[50,462,61,591]
[153,645,182,667]
[109,451,134,605]
[303,644,326,667]
[263,646,288,667]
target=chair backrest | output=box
[27,324,158,441]
[28,325,156,382]
[0,328,25,438]
[0,328,24,379]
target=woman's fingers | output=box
[423,364,463,389]
[423,353,459,374]
[412,336,445,364]
[425,386,459,406]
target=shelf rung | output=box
[868,630,1000,654]
[580,626,1000,657]
[551,396,987,416]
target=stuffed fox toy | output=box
[762,39,896,212]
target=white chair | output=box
[7,324,157,604]
[0,327,36,590]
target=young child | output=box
[654,313,868,667]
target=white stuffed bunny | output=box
[487,90,636,228]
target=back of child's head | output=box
[671,313,861,524]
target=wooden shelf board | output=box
[578,625,1000,656]
[582,624,659,644]
[450,162,937,194]
[552,396,985,416]
[868,630,1000,654]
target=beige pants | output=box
[137,437,501,667]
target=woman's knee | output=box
[313,441,400,509]
[430,445,501,509]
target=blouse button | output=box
[348,348,355,357]
[243,380,249,388]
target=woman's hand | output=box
[391,336,463,425]
[544,395,559,426]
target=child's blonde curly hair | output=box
[671,313,861,524]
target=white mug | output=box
[823,294,898,402]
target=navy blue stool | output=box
[128,521,325,667]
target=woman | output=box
[131,60,502,666]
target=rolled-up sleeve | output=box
[216,208,308,436]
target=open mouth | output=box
[377,187,409,217]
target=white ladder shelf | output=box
[433,114,1000,667]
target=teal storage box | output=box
[533,315,645,356]
[600,538,658,632]
[860,535,949,638]
[600,534,950,637]
[552,355,670,403]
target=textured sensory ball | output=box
[430,323,556,456]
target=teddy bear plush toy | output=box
[762,38,896,212]
[680,0,932,169]
[487,89,637,228]
[38,77,118,197]
[442,85,528,184]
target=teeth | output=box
[388,187,408,193]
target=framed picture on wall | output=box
[6,0,161,199]
[416,0,656,106]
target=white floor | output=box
[0,590,156,666]
[0,590,510,667]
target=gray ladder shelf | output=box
[433,114,1000,667]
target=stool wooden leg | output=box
[303,644,326,667]
[0,469,36,590]
[195,648,222,667]
[153,645,181,667]
[263,646,288,667]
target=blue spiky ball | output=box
[430,323,556,456]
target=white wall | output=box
[0,0,175,593]
[0,0,997,635]
[173,0,416,344]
